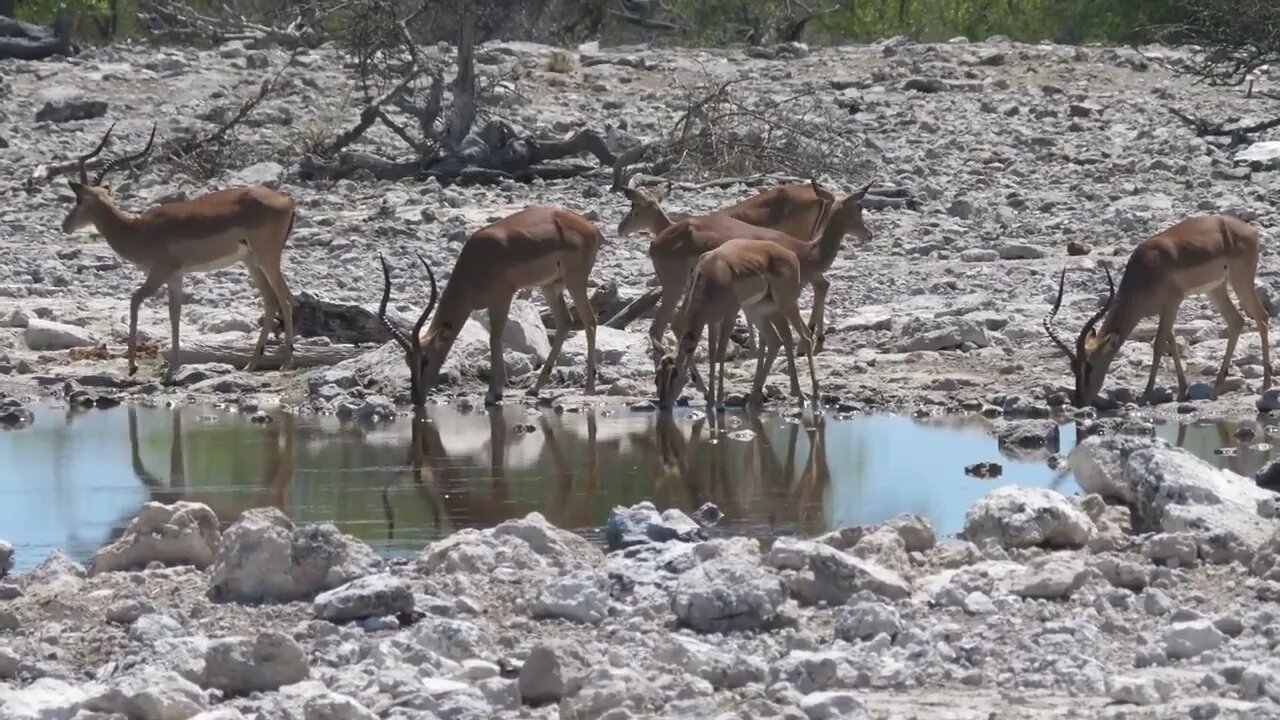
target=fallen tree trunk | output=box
[0,16,73,60]
[174,341,364,369]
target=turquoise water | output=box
[0,403,1270,572]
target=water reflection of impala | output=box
[114,403,836,553]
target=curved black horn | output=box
[1044,267,1076,364]
[94,122,157,186]
[77,122,116,184]
[1075,262,1115,357]
[610,142,650,192]
[377,254,413,353]
[411,252,437,355]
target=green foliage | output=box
[16,0,109,23]
[661,0,1190,46]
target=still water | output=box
[0,403,1274,572]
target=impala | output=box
[656,237,820,411]
[616,177,872,356]
[1044,214,1271,407]
[59,123,298,381]
[376,206,602,406]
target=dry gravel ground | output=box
[1,36,1280,421]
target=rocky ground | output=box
[2,35,1280,421]
[1,433,1280,718]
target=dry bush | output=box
[662,73,872,181]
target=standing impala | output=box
[1044,214,1271,407]
[656,237,821,411]
[59,123,298,381]
[616,176,872,355]
[376,206,601,406]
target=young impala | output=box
[615,172,873,354]
[59,123,298,381]
[1044,214,1271,407]
[376,206,602,406]
[656,238,821,411]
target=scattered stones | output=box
[897,316,991,352]
[0,540,11,578]
[1107,675,1172,706]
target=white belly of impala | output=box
[185,244,253,273]
[1186,276,1227,297]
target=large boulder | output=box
[963,487,1095,550]
[788,542,911,605]
[203,632,309,696]
[23,318,98,351]
[418,508,608,584]
[85,669,207,719]
[605,502,706,551]
[1070,436,1279,563]
[0,678,94,720]
[209,507,379,603]
[672,555,786,633]
[0,540,11,578]
[313,573,413,622]
[91,501,221,574]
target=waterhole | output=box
[1,403,1274,572]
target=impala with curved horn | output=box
[60,123,299,381]
[1044,214,1271,407]
[376,206,602,406]
[377,253,438,406]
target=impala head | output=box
[377,253,439,406]
[655,353,688,411]
[1044,265,1118,407]
[617,183,672,236]
[834,179,875,244]
[61,122,157,235]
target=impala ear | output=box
[621,187,643,204]
[1105,333,1121,351]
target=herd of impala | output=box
[57,124,1274,413]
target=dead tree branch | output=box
[1166,105,1280,147]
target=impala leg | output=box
[263,265,295,371]
[784,303,821,407]
[128,269,170,378]
[771,315,804,401]
[244,264,279,372]
[749,314,782,406]
[1203,285,1245,392]
[1147,306,1179,398]
[805,274,829,355]
[1230,272,1272,390]
[703,321,719,410]
[486,297,513,406]
[163,274,185,383]
[650,273,687,355]
[531,284,573,398]
[1164,324,1188,396]
[565,282,598,395]
[714,319,731,411]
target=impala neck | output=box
[87,199,144,253]
[807,200,856,266]
[646,209,674,235]
[1092,301,1141,350]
